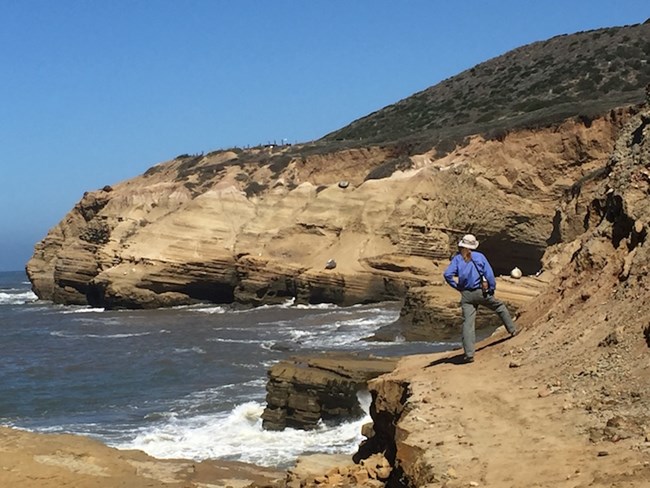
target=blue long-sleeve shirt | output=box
[443,251,497,291]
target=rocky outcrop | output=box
[392,274,550,341]
[286,453,393,488]
[27,110,632,312]
[261,354,398,431]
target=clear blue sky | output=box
[1,1,648,271]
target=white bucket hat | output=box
[458,234,479,250]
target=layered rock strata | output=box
[261,354,398,431]
[28,110,632,315]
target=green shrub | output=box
[244,181,268,197]
[268,155,292,175]
[364,155,412,181]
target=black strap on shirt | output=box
[470,259,484,280]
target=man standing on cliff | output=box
[443,234,518,363]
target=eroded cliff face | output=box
[351,102,650,487]
[27,110,631,311]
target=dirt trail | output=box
[391,328,650,488]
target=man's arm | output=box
[443,258,459,289]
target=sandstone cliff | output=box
[27,110,630,321]
[27,22,650,324]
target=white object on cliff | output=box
[325,259,337,270]
[510,267,522,279]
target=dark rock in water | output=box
[261,353,397,431]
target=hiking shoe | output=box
[463,355,475,363]
[510,328,520,338]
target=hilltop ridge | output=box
[324,21,650,149]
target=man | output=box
[443,234,518,363]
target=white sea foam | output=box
[191,306,227,314]
[173,346,206,355]
[250,298,301,311]
[293,302,341,310]
[207,337,266,345]
[259,340,278,351]
[86,332,152,339]
[187,299,385,316]
[173,379,268,409]
[281,312,399,349]
[60,307,106,314]
[255,319,293,327]
[0,290,38,305]
[50,331,152,339]
[117,395,371,467]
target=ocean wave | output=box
[115,399,369,467]
[254,300,352,312]
[259,340,287,351]
[60,307,106,314]
[187,300,397,316]
[50,331,152,339]
[235,308,402,352]
[190,306,227,314]
[278,314,397,349]
[293,302,341,310]
[172,346,206,355]
[248,298,299,311]
[254,319,294,327]
[207,337,265,345]
[180,379,267,404]
[204,299,340,315]
[0,290,38,305]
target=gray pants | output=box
[460,289,516,358]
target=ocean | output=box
[0,270,455,468]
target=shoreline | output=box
[5,336,649,488]
[0,425,286,487]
